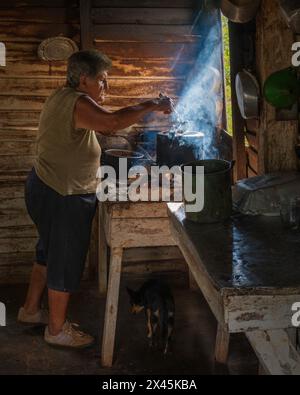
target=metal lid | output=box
[38,37,78,61]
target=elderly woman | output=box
[17,50,173,348]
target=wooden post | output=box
[228,21,247,181]
[80,0,92,50]
[219,11,228,131]
[101,247,123,368]
[256,0,298,173]
[98,206,108,295]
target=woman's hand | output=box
[154,94,174,114]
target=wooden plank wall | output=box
[92,0,201,133]
[231,1,299,178]
[0,0,79,283]
[0,0,202,283]
[255,0,299,174]
[246,119,259,177]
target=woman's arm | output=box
[74,95,173,133]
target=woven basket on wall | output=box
[38,37,78,61]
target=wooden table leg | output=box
[246,329,300,375]
[98,208,108,295]
[101,247,123,367]
[215,323,230,364]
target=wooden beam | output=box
[0,58,192,78]
[0,7,78,23]
[92,0,199,7]
[0,0,76,7]
[220,11,228,131]
[228,21,247,181]
[91,7,196,25]
[0,22,78,42]
[225,294,300,333]
[93,25,200,43]
[80,0,92,50]
[94,41,200,60]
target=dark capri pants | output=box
[25,167,97,293]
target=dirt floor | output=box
[0,271,258,375]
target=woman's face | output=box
[78,70,109,103]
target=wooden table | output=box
[167,203,300,375]
[98,200,176,367]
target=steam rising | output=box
[171,10,223,159]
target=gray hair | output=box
[66,50,112,88]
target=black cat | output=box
[126,279,175,354]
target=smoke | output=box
[171,10,223,159]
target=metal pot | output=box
[235,70,260,119]
[156,132,204,167]
[101,149,144,179]
[221,0,261,23]
[181,159,234,223]
[98,134,138,151]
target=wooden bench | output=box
[167,203,300,375]
[98,200,177,367]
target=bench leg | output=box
[215,323,230,364]
[98,212,108,295]
[101,247,123,367]
[246,329,300,375]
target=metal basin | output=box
[235,70,260,119]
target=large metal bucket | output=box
[181,159,234,223]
